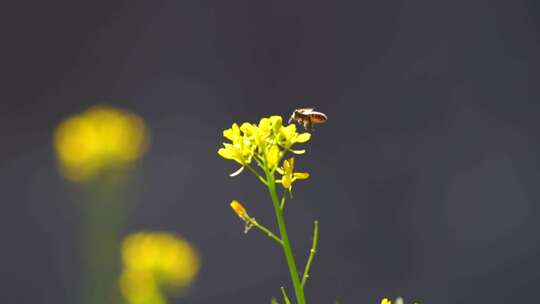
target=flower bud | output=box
[230,200,248,220]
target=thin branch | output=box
[246,164,267,185]
[254,154,266,168]
[280,192,287,210]
[301,220,319,289]
[265,167,306,304]
[245,217,283,246]
[280,287,292,304]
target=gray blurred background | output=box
[1,0,540,303]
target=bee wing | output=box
[296,108,315,114]
[309,111,327,119]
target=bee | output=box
[288,108,328,131]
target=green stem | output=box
[265,169,306,304]
[245,217,283,245]
[82,177,125,304]
[281,287,292,304]
[301,220,318,289]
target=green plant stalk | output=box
[265,168,306,304]
[281,287,292,304]
[82,176,126,304]
[301,220,318,289]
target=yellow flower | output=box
[119,232,200,304]
[223,122,242,142]
[218,123,256,176]
[119,270,164,304]
[277,123,311,154]
[381,297,407,304]
[240,122,263,149]
[277,157,309,191]
[218,115,311,176]
[381,298,392,304]
[266,144,281,170]
[256,117,271,137]
[230,200,248,220]
[53,105,149,182]
[270,115,283,134]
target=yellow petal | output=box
[266,145,280,169]
[218,147,233,159]
[240,122,255,135]
[223,123,240,141]
[282,124,296,137]
[295,132,311,143]
[230,200,248,219]
[223,129,234,141]
[381,298,392,304]
[293,172,309,180]
[218,145,244,164]
[283,158,293,174]
[258,117,272,134]
[270,115,282,125]
[270,116,283,133]
[281,174,292,189]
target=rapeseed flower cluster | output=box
[218,115,318,304]
[218,115,310,191]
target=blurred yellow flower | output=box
[53,105,149,182]
[381,297,408,304]
[119,232,200,304]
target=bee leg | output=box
[288,115,294,124]
[303,120,312,131]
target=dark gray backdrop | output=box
[1,1,540,303]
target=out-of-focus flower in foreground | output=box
[53,105,149,182]
[381,297,411,304]
[119,232,200,304]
